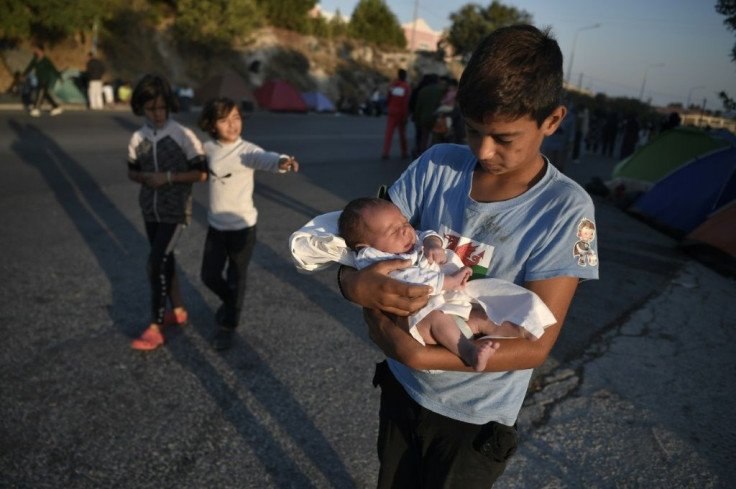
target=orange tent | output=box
[681,202,736,277]
[254,79,308,112]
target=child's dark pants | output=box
[200,224,256,328]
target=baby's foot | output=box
[469,339,500,372]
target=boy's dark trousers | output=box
[373,360,518,489]
[33,82,59,110]
[200,225,256,328]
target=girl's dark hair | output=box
[130,74,179,116]
[338,197,389,251]
[198,97,238,139]
[457,24,563,126]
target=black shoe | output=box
[212,327,235,350]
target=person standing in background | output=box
[381,69,410,160]
[413,74,443,155]
[601,111,619,157]
[86,52,105,110]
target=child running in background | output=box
[128,74,207,350]
[338,197,541,371]
[197,97,299,350]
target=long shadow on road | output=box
[8,119,358,488]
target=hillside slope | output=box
[1,27,456,106]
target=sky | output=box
[317,0,736,111]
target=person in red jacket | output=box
[381,69,410,160]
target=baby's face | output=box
[361,204,417,254]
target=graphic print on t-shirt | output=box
[440,224,494,279]
[573,218,598,267]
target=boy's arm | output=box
[23,57,37,76]
[365,275,579,371]
[340,261,431,316]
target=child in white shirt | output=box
[197,97,299,350]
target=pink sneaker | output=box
[131,326,164,350]
[163,310,188,326]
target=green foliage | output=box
[716,0,736,61]
[307,8,349,40]
[330,9,349,38]
[256,0,317,34]
[715,0,735,112]
[718,91,736,111]
[447,1,533,61]
[173,0,263,47]
[0,0,123,42]
[0,0,32,40]
[348,0,406,48]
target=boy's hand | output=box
[279,156,299,173]
[341,260,430,316]
[423,236,446,265]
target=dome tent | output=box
[301,91,335,112]
[254,79,308,113]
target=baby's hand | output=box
[442,266,472,291]
[423,236,445,265]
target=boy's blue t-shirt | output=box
[387,143,599,426]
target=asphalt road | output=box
[1,108,733,488]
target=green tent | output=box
[52,69,87,105]
[611,126,729,183]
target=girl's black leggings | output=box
[144,221,184,325]
[200,225,256,329]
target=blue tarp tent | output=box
[631,146,736,235]
[301,91,335,112]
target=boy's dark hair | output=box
[398,69,407,81]
[338,197,389,251]
[456,24,563,126]
[198,97,239,139]
[130,74,180,116]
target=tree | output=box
[716,0,736,61]
[256,0,317,34]
[447,1,532,61]
[173,0,262,47]
[349,0,406,48]
[716,0,736,113]
[0,0,123,42]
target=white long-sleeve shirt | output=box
[204,137,288,231]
